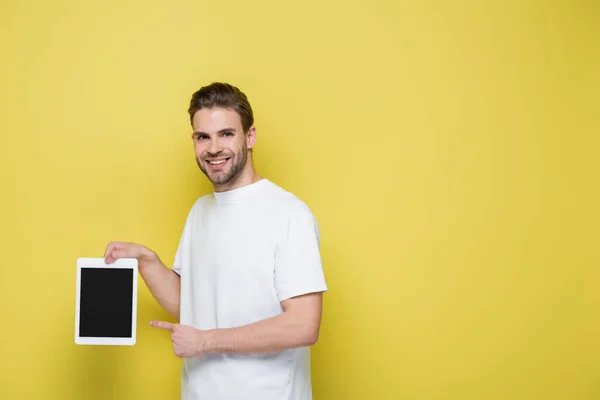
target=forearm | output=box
[139,255,181,321]
[200,312,318,355]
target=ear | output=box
[246,125,257,149]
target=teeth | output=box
[209,159,226,165]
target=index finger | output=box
[149,320,175,331]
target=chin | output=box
[208,172,233,186]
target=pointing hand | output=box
[150,320,205,358]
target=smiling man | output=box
[103,82,328,400]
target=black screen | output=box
[79,268,133,338]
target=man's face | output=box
[191,108,255,190]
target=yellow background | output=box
[1,1,598,399]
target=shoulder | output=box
[191,193,215,209]
[263,182,322,247]
[262,180,315,219]
[262,181,320,241]
[182,192,216,221]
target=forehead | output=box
[192,108,243,133]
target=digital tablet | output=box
[75,257,138,345]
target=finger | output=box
[103,243,114,259]
[149,320,175,331]
[104,247,124,263]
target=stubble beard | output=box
[197,147,248,187]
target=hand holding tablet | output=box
[103,241,157,267]
[75,240,183,348]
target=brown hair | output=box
[187,82,254,132]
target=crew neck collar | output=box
[213,178,270,206]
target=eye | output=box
[223,131,234,137]
[195,134,209,141]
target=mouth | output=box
[205,157,231,170]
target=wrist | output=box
[139,248,159,269]
[196,330,211,355]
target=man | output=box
[103,82,328,400]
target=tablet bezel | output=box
[75,257,138,345]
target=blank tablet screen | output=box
[79,267,134,338]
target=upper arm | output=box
[273,209,328,344]
[281,291,324,342]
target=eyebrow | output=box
[193,127,237,136]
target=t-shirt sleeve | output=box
[274,211,328,302]
[171,237,183,276]
[171,206,195,276]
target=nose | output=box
[207,136,222,155]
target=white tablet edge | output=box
[75,257,138,346]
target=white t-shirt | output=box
[171,178,328,400]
